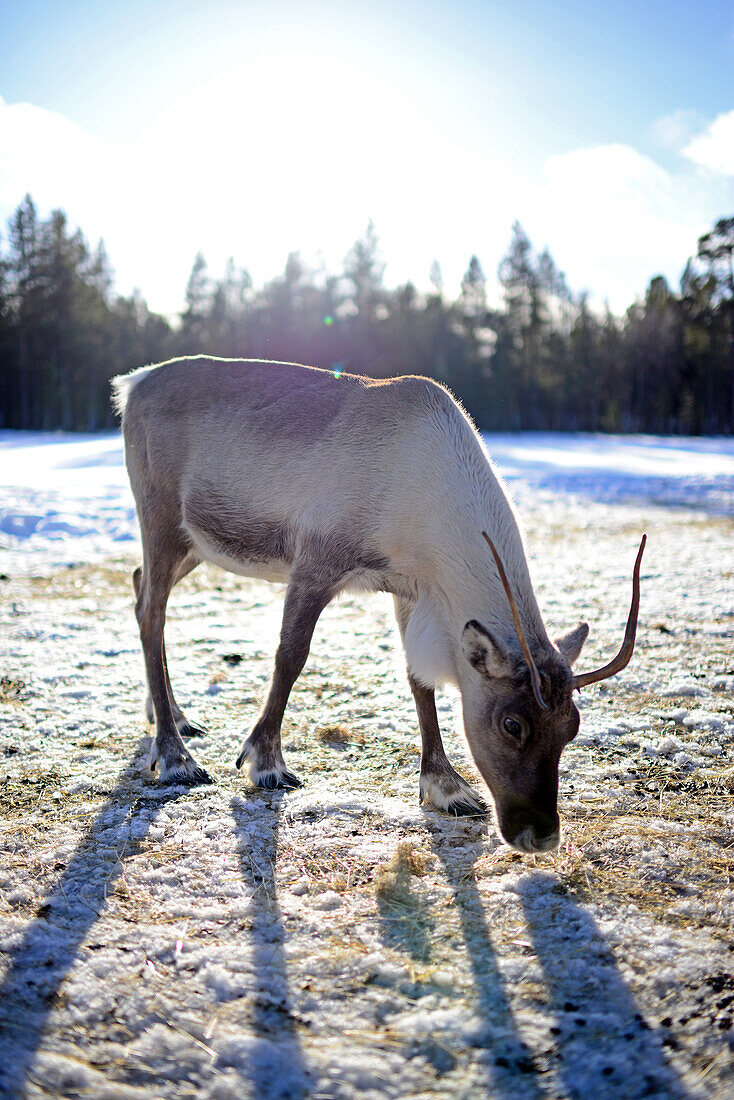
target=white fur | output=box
[110,363,157,416]
[419,770,486,814]
[403,596,456,688]
[512,825,560,853]
[461,621,514,679]
[119,358,546,655]
[186,525,292,583]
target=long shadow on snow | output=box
[429,826,544,1100]
[517,874,690,1100]
[230,793,312,1100]
[0,740,186,1099]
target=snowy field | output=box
[0,429,733,1099]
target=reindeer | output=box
[112,356,645,853]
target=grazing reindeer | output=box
[112,356,645,853]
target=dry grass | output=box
[315,724,364,746]
[0,676,26,703]
[552,780,733,934]
[284,837,374,894]
[374,839,433,901]
[2,492,734,1098]
[0,769,70,815]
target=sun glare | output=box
[128,52,516,302]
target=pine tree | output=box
[343,220,385,321]
[7,195,42,426]
[697,218,734,430]
[429,259,443,298]
[181,252,211,352]
[342,221,387,373]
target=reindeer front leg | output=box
[408,674,488,816]
[393,596,487,816]
[236,562,336,789]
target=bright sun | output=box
[129,52,512,298]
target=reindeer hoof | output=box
[185,765,214,786]
[236,735,301,789]
[255,768,303,791]
[419,769,489,817]
[152,742,213,786]
[160,763,213,787]
[446,796,489,817]
[179,721,208,739]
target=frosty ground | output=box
[0,431,733,1100]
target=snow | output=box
[485,431,734,514]
[0,430,135,570]
[1,427,733,1099]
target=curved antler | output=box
[574,534,647,690]
[482,532,549,711]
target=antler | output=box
[573,534,647,690]
[482,532,549,711]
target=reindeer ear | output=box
[555,622,589,666]
[462,620,513,679]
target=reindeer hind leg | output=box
[133,555,205,737]
[135,527,211,786]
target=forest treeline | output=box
[0,194,732,434]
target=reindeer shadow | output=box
[0,740,185,1098]
[428,825,545,1100]
[517,873,690,1099]
[230,793,312,1100]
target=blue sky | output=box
[1,0,733,314]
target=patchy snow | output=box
[0,431,136,570]
[0,428,733,1099]
[485,432,734,515]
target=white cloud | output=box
[0,94,150,295]
[683,109,734,176]
[0,96,112,217]
[513,143,726,310]
[650,108,705,151]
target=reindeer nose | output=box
[501,805,560,854]
[510,825,560,853]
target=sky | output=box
[1,0,733,316]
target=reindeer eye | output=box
[502,716,522,740]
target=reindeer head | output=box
[460,533,646,854]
